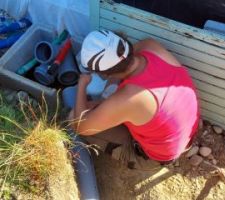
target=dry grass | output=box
[8,121,70,182]
[0,93,72,198]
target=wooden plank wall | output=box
[90,0,225,128]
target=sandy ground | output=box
[94,123,225,200]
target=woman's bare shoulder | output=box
[134,39,182,67]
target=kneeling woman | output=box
[69,30,199,167]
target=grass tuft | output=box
[0,92,71,197]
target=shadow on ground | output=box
[93,126,225,200]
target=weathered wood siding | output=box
[90,0,225,128]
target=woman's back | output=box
[120,50,199,161]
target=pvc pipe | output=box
[70,133,100,200]
[16,30,69,75]
[48,38,72,75]
[57,52,79,86]
[0,31,24,49]
[52,30,69,45]
[34,64,55,86]
[16,59,38,75]
[34,41,59,64]
[62,86,77,109]
[62,88,100,200]
[0,18,31,34]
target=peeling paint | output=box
[94,0,225,128]
[101,0,225,48]
[148,19,169,28]
[184,32,194,39]
[128,14,135,19]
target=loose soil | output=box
[94,122,225,200]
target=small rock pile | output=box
[1,88,39,109]
[185,119,224,167]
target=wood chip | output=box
[112,146,122,161]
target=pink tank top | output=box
[119,50,199,161]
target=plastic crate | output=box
[0,24,58,108]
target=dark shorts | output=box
[84,125,194,167]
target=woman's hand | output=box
[78,74,92,88]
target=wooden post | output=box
[89,0,100,31]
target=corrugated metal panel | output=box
[90,0,225,128]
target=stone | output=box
[190,155,203,166]
[185,146,199,158]
[199,147,212,157]
[193,141,199,146]
[203,135,214,145]
[203,120,212,132]
[207,154,214,160]
[5,92,15,102]
[29,97,39,108]
[202,130,208,136]
[5,91,17,103]
[212,125,223,134]
[16,91,29,102]
[212,159,217,165]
